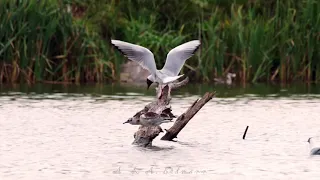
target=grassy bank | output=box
[0,0,320,84]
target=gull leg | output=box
[168,84,172,97]
[157,84,162,99]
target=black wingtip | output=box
[192,42,201,55]
[111,44,127,57]
[110,40,131,59]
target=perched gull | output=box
[140,112,173,126]
[214,73,236,85]
[123,117,140,125]
[307,137,320,155]
[111,39,201,97]
[123,112,174,126]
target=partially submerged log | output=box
[129,76,215,147]
[161,92,215,141]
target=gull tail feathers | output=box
[160,119,173,124]
[160,114,174,121]
[163,117,173,121]
[162,74,184,84]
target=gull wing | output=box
[160,40,201,76]
[111,40,157,74]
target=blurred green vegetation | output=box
[0,0,319,84]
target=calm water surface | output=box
[1,83,320,180]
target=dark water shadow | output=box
[1,82,320,99]
[133,145,176,152]
[174,141,202,147]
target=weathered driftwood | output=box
[131,78,188,147]
[160,91,215,141]
[130,76,215,147]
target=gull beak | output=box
[123,119,130,124]
[146,79,153,89]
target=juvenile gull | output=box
[123,112,174,126]
[111,39,201,97]
[123,117,140,125]
[140,112,173,126]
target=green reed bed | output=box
[200,0,320,83]
[1,0,320,84]
[0,0,116,84]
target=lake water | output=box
[1,83,320,180]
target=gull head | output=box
[227,73,236,78]
[146,76,154,89]
[123,117,140,125]
[123,118,132,124]
[308,137,313,143]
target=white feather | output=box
[111,40,157,74]
[160,40,201,76]
[111,39,200,93]
[162,74,184,84]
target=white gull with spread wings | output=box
[111,39,201,97]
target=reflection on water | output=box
[1,83,320,179]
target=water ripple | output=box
[1,93,320,179]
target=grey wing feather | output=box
[311,148,320,155]
[111,40,157,74]
[160,40,201,76]
[144,112,158,118]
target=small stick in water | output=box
[243,126,249,140]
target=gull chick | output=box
[111,39,201,97]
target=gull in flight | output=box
[111,39,201,97]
